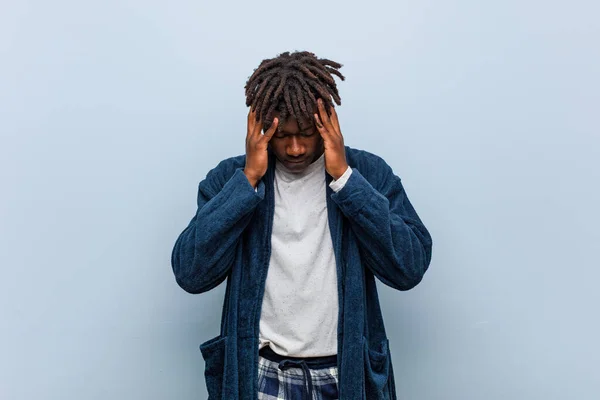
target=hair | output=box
[244,51,345,131]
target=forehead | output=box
[273,112,314,132]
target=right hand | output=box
[244,109,279,188]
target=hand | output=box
[314,98,348,180]
[244,109,279,188]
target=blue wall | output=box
[1,1,598,399]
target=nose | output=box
[286,136,305,157]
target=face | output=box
[267,113,324,173]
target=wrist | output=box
[331,164,350,180]
[243,169,260,188]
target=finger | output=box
[314,113,329,138]
[329,106,342,136]
[247,108,259,137]
[317,99,335,132]
[248,107,259,123]
[254,116,263,136]
[253,113,266,138]
[261,117,279,142]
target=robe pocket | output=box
[363,336,392,399]
[199,335,227,400]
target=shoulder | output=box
[199,154,246,196]
[346,146,395,175]
[208,154,246,177]
[345,146,401,192]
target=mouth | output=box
[286,159,305,163]
[283,159,308,168]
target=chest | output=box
[272,171,329,239]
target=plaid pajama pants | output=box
[257,346,339,400]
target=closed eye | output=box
[273,131,315,139]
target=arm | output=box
[171,167,265,294]
[171,109,279,294]
[313,98,432,290]
[331,164,433,290]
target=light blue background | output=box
[1,1,598,399]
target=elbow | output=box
[171,249,210,294]
[392,270,425,291]
[171,235,215,294]
[391,240,432,291]
[170,231,237,294]
[376,262,425,291]
[398,239,432,291]
[174,274,209,294]
[172,262,218,294]
[171,256,227,294]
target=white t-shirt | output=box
[258,153,352,357]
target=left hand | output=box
[314,98,349,180]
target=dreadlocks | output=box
[244,51,345,131]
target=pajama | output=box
[257,347,339,400]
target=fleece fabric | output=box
[171,146,433,400]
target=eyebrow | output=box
[277,127,314,135]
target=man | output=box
[171,51,433,400]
